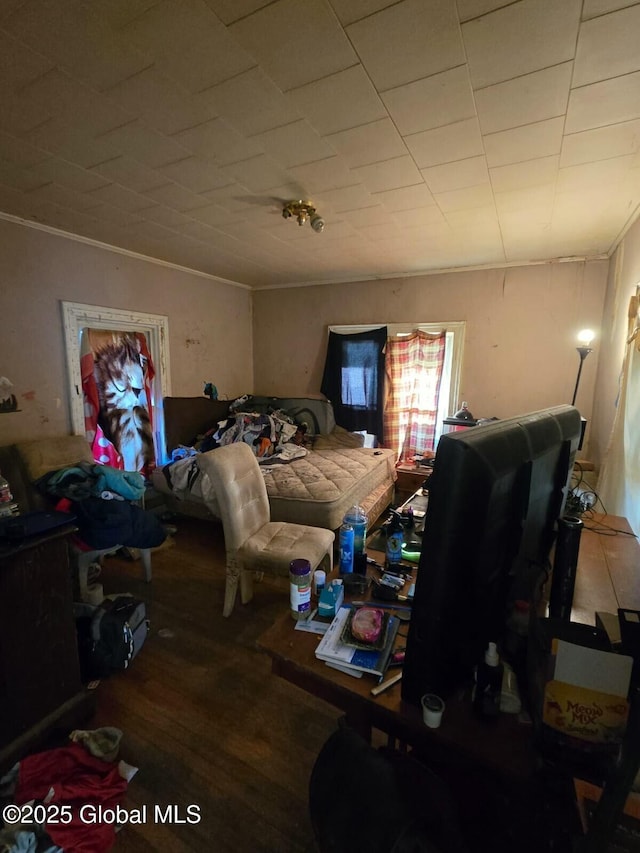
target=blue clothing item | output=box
[38,462,145,501]
[93,466,145,501]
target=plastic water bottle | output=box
[0,470,17,518]
[343,505,368,556]
[339,523,355,574]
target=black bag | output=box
[76,595,148,680]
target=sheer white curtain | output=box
[598,286,640,535]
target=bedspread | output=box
[153,445,396,531]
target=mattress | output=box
[153,446,396,531]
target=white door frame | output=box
[61,301,171,460]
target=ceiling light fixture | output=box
[282,200,325,233]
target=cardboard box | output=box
[542,639,633,746]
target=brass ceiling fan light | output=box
[282,200,325,233]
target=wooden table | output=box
[257,513,640,783]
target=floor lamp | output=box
[571,329,595,406]
[571,329,595,450]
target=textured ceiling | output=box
[1,0,639,289]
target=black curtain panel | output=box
[321,327,387,440]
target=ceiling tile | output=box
[20,69,131,137]
[157,155,231,193]
[312,184,375,213]
[229,0,357,91]
[347,0,464,91]
[351,155,423,193]
[288,155,356,194]
[325,119,407,168]
[96,121,193,169]
[456,0,514,22]
[0,161,47,192]
[490,155,559,193]
[288,66,386,136]
[484,117,565,168]
[3,0,150,90]
[421,156,489,194]
[172,117,263,166]
[105,66,219,136]
[340,205,394,228]
[566,71,640,134]
[80,200,145,228]
[0,32,56,92]
[221,153,292,193]
[432,183,495,213]
[85,182,157,212]
[202,0,273,26]
[561,120,640,167]
[253,120,335,169]
[381,65,476,136]
[372,183,436,211]
[0,92,50,136]
[573,4,640,87]
[30,157,110,193]
[0,130,50,169]
[144,181,211,211]
[494,184,556,216]
[120,0,254,92]
[581,0,638,18]
[556,154,635,192]
[143,205,195,230]
[462,0,581,89]
[206,68,301,137]
[329,0,396,27]
[98,0,161,29]
[392,205,449,228]
[475,63,573,135]
[404,118,483,169]
[91,156,167,193]
[22,118,126,168]
[187,202,238,228]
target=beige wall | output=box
[590,227,638,470]
[252,260,608,456]
[0,219,253,445]
[0,215,620,472]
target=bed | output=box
[152,396,396,532]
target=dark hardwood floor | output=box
[88,516,342,852]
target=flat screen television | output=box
[401,405,582,704]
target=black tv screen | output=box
[401,405,582,704]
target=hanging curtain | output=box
[81,329,156,475]
[321,327,387,440]
[384,331,446,462]
[598,287,640,535]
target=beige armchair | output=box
[199,442,335,617]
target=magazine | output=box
[314,605,400,679]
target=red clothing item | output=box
[14,742,128,853]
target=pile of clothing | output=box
[37,462,165,550]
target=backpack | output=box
[75,595,148,680]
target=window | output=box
[326,322,465,455]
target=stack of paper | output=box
[314,606,400,679]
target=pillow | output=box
[313,425,365,450]
[17,436,94,482]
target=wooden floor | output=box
[88,516,342,852]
